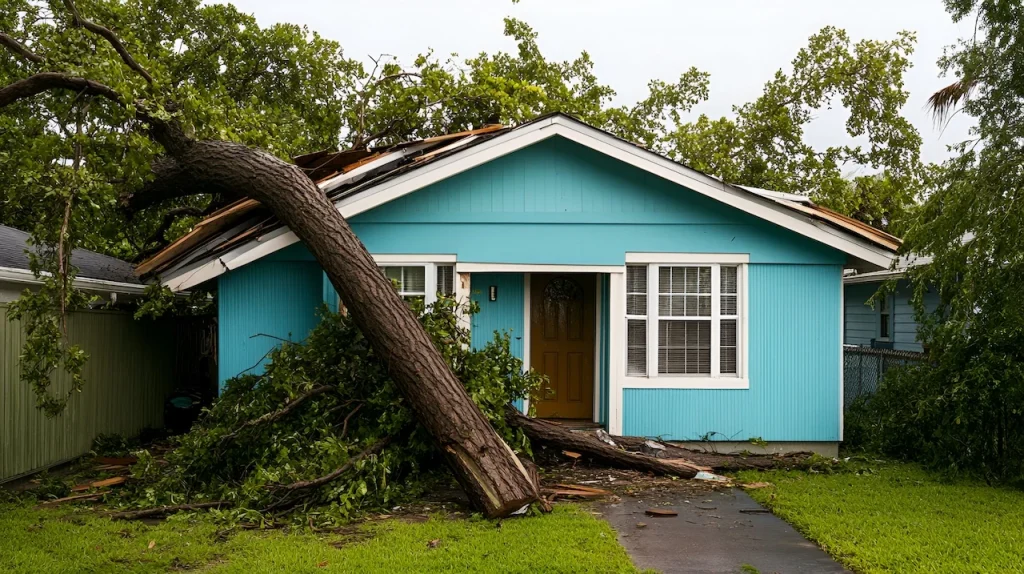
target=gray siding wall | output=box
[844,279,940,353]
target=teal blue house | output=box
[149,114,899,455]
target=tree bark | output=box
[155,139,538,518]
[506,408,700,478]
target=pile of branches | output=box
[114,298,545,526]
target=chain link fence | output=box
[844,346,926,410]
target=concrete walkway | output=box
[599,487,848,574]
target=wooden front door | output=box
[530,274,595,419]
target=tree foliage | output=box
[849,0,1024,481]
[117,298,543,526]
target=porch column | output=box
[607,269,625,435]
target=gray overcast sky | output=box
[219,0,975,166]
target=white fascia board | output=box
[0,266,150,295]
[843,270,905,284]
[161,114,895,291]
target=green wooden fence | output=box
[1,306,177,482]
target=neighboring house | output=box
[843,256,938,353]
[1,225,175,481]
[141,113,900,456]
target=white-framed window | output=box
[624,262,746,381]
[379,263,455,305]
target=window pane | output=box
[658,320,711,375]
[383,266,403,289]
[659,267,673,293]
[721,319,737,374]
[436,265,455,296]
[698,267,711,293]
[403,266,425,293]
[721,295,737,316]
[627,319,647,376]
[626,266,647,293]
[721,266,738,294]
[627,294,647,316]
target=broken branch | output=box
[505,407,700,478]
[273,436,392,492]
[218,385,335,446]
[110,501,229,520]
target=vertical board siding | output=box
[218,261,324,389]
[1,307,175,481]
[623,264,842,442]
[469,273,525,411]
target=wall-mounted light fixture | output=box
[489,285,498,301]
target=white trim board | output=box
[455,263,622,274]
[160,114,895,291]
[0,266,150,295]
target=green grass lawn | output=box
[0,503,639,573]
[737,462,1024,574]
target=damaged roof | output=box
[140,113,900,290]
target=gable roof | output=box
[143,113,900,291]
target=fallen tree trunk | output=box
[160,141,538,518]
[506,408,700,478]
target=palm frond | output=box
[927,79,977,125]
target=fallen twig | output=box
[42,491,109,505]
[110,501,229,520]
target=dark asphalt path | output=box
[598,488,849,574]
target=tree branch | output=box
[218,385,335,447]
[273,436,392,492]
[133,205,205,262]
[0,32,45,64]
[110,501,229,520]
[120,155,235,213]
[0,72,123,109]
[62,0,153,84]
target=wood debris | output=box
[71,476,127,491]
[644,508,678,517]
[41,491,109,505]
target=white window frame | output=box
[339,255,457,307]
[620,254,749,390]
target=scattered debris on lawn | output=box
[693,471,731,483]
[41,492,109,505]
[741,482,773,490]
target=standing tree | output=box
[875,0,1024,479]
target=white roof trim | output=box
[160,115,895,291]
[843,269,905,284]
[0,266,149,295]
